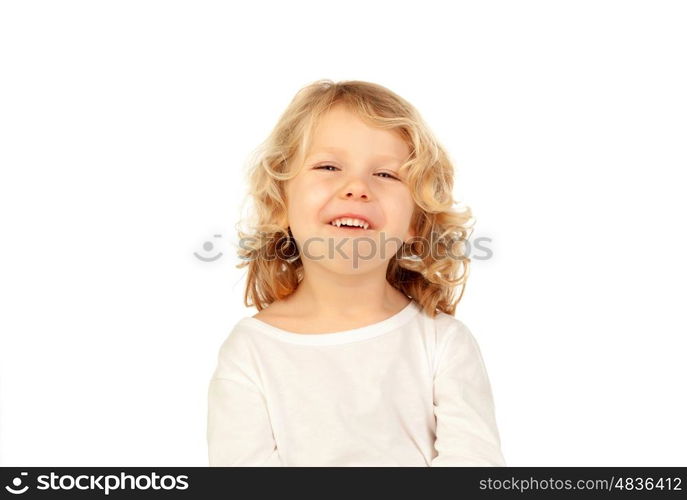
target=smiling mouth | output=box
[327,217,374,232]
[327,216,374,229]
[326,222,375,232]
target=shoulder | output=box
[429,311,485,370]
[210,315,274,385]
[213,317,263,366]
[431,310,475,346]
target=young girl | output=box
[207,79,506,467]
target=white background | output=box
[1,0,685,466]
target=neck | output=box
[286,261,409,319]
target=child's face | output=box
[285,103,416,272]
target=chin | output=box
[322,258,388,274]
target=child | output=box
[207,79,506,467]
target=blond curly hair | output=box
[234,79,475,318]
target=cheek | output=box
[287,179,330,219]
[302,185,331,210]
[386,193,415,222]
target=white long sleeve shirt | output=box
[207,299,506,466]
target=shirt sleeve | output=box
[430,322,506,466]
[207,332,281,466]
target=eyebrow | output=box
[306,146,404,163]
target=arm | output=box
[207,334,281,466]
[430,323,506,466]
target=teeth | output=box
[329,217,369,229]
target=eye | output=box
[314,164,400,181]
[376,172,400,180]
[314,165,340,172]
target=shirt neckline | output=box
[240,299,421,345]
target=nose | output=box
[340,176,370,200]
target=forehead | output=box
[304,105,409,161]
